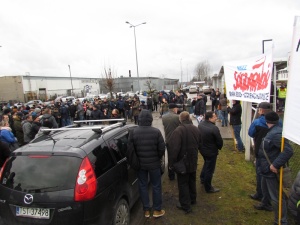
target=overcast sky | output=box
[0,0,299,81]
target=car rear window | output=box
[0,155,82,193]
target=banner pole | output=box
[278,137,285,225]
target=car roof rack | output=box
[73,119,126,123]
[40,121,124,134]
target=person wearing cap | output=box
[162,103,180,180]
[257,111,293,225]
[194,94,205,125]
[248,102,273,203]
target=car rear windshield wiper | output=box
[27,186,60,193]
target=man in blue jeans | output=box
[227,100,244,152]
[127,109,166,218]
[248,102,273,204]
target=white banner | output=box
[224,53,273,103]
[283,16,300,145]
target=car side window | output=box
[108,131,129,161]
[90,143,115,178]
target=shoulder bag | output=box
[262,141,292,188]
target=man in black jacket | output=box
[169,111,202,213]
[198,111,223,193]
[227,100,244,152]
[256,111,293,225]
[127,109,166,218]
[194,94,205,125]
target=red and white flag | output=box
[224,53,273,103]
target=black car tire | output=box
[113,198,130,225]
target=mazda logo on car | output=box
[24,194,33,204]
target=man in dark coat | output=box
[127,109,165,218]
[227,100,244,152]
[162,103,180,180]
[169,111,202,213]
[256,111,293,225]
[194,94,205,125]
[198,111,223,193]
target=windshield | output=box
[0,156,81,193]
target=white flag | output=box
[282,16,300,145]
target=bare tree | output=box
[193,60,211,81]
[144,79,156,95]
[102,67,116,99]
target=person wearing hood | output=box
[227,100,245,152]
[127,109,166,218]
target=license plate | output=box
[16,206,50,219]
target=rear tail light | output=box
[0,158,9,180]
[74,157,97,201]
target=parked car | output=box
[188,85,198,94]
[125,92,135,98]
[0,122,141,225]
[202,85,212,95]
[25,100,43,108]
[61,96,75,103]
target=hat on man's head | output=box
[31,112,38,121]
[169,103,178,109]
[34,108,41,114]
[258,102,271,109]
[265,111,279,124]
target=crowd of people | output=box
[0,86,299,224]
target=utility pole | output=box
[68,65,74,96]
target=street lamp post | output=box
[68,65,74,96]
[126,21,146,93]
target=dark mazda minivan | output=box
[0,122,139,225]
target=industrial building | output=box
[0,75,179,102]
